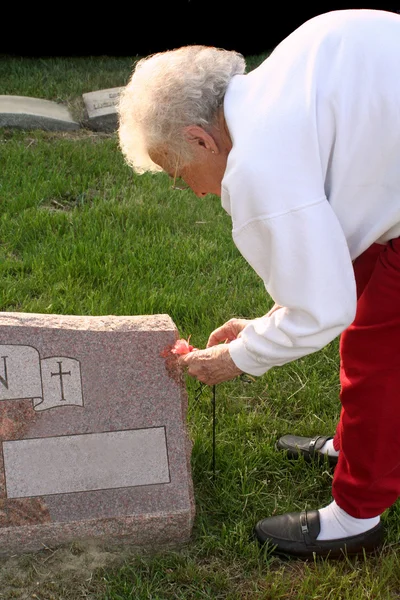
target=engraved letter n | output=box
[0,356,9,389]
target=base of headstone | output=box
[0,312,195,556]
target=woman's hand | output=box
[178,343,242,385]
[206,318,251,348]
[206,308,281,348]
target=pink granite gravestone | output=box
[0,312,195,555]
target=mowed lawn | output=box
[0,56,400,600]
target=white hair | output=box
[118,45,246,174]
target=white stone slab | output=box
[0,96,79,131]
[3,427,170,498]
[82,87,124,132]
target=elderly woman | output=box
[118,8,400,559]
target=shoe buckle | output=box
[309,438,317,453]
[300,512,309,535]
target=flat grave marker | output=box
[0,96,79,131]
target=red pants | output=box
[332,238,400,518]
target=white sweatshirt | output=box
[222,9,400,376]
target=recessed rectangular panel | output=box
[3,428,170,498]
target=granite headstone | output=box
[0,312,195,555]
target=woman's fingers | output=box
[178,345,243,385]
[206,318,251,348]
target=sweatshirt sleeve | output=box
[228,197,357,376]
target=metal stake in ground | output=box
[212,384,216,480]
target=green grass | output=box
[0,56,133,97]
[1,55,400,600]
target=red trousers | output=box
[332,238,400,518]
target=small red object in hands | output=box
[170,336,198,355]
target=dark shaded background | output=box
[2,3,400,57]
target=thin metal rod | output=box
[212,384,216,480]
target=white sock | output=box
[319,438,340,457]
[317,500,380,540]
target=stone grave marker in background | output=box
[82,87,124,132]
[0,312,195,555]
[0,96,79,131]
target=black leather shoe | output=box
[276,434,338,467]
[254,510,383,559]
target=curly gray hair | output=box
[118,45,246,174]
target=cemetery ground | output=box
[1,56,400,600]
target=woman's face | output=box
[150,145,227,198]
[174,147,228,198]
[150,118,232,198]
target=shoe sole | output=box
[254,525,383,560]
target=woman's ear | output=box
[183,125,218,153]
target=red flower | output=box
[170,336,198,355]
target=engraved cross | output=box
[51,361,71,401]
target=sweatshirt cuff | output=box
[228,337,270,377]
